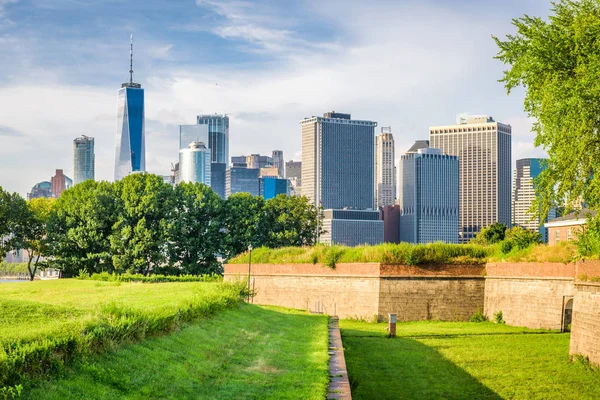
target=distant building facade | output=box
[197,114,229,164]
[272,150,284,177]
[210,162,227,199]
[73,135,95,184]
[114,39,145,181]
[226,166,259,198]
[300,112,377,210]
[285,160,302,195]
[260,166,280,177]
[430,114,511,242]
[513,158,556,242]
[320,209,384,246]
[399,146,459,244]
[27,181,52,200]
[260,177,290,199]
[380,205,400,243]
[50,169,72,198]
[179,142,211,185]
[544,210,595,246]
[375,127,396,207]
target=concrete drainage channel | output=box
[328,316,352,399]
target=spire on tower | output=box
[129,34,134,85]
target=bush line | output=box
[77,271,223,283]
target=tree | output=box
[473,223,507,245]
[21,198,55,281]
[221,193,266,259]
[110,174,173,275]
[167,182,224,275]
[263,195,321,248]
[47,180,117,277]
[0,187,27,260]
[494,0,600,219]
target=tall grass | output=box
[0,280,246,390]
[229,243,492,267]
[79,272,223,283]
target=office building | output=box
[197,114,229,164]
[171,162,180,185]
[179,125,209,150]
[210,163,227,198]
[260,177,290,199]
[320,209,384,246]
[430,114,511,242]
[27,181,52,200]
[272,150,284,177]
[286,160,302,196]
[179,142,211,185]
[51,169,72,198]
[73,135,95,185]
[380,205,400,243]
[115,36,145,181]
[300,111,377,210]
[375,127,396,207]
[513,158,556,242]
[226,165,259,198]
[399,146,459,243]
[231,154,273,169]
[260,166,280,177]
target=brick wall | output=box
[379,277,485,322]
[570,282,600,365]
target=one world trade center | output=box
[114,35,145,181]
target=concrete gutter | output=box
[328,316,352,399]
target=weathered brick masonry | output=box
[484,263,575,330]
[224,263,485,321]
[570,282,600,365]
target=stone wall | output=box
[570,282,600,365]
[484,262,575,330]
[224,263,484,321]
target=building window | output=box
[555,229,561,243]
[567,228,572,241]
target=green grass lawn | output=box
[0,279,233,342]
[340,320,600,400]
[21,304,329,400]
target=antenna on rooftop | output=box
[129,34,134,85]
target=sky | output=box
[0,0,552,196]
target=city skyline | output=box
[0,0,550,196]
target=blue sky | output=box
[0,0,551,195]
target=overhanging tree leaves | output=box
[0,187,27,260]
[21,198,55,281]
[263,195,321,248]
[494,0,600,218]
[221,193,266,259]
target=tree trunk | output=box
[26,252,37,281]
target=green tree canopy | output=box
[221,193,266,259]
[0,187,27,259]
[21,198,55,280]
[47,180,118,276]
[494,0,600,217]
[167,182,224,275]
[263,195,321,248]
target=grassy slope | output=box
[0,280,230,341]
[341,320,600,400]
[22,305,329,400]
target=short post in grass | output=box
[247,244,253,303]
[388,313,397,337]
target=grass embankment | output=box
[22,305,329,400]
[229,241,578,267]
[0,279,244,390]
[341,320,600,400]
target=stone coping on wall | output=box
[485,262,575,278]
[575,260,600,281]
[223,263,485,277]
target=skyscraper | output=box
[73,135,95,185]
[301,112,377,209]
[430,114,512,242]
[285,160,302,196]
[114,36,145,181]
[513,158,556,242]
[210,163,226,199]
[179,142,211,185]
[197,114,229,164]
[51,169,72,198]
[375,127,396,207]
[272,150,284,177]
[226,165,259,198]
[398,146,459,243]
[179,125,209,150]
[259,177,290,199]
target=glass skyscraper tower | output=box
[197,114,229,164]
[114,36,145,181]
[73,135,95,184]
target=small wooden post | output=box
[388,313,397,337]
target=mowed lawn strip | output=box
[22,305,330,400]
[340,320,600,400]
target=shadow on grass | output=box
[343,336,502,400]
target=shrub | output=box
[493,310,505,324]
[577,213,600,258]
[78,272,223,283]
[470,308,489,323]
